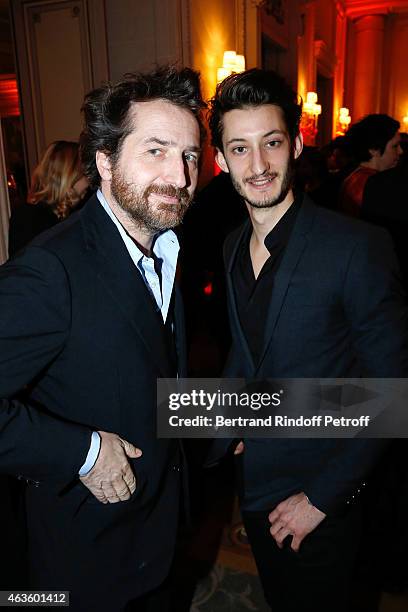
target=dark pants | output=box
[243,504,362,612]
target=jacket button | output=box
[172,465,181,472]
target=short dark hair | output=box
[208,68,302,151]
[345,114,400,163]
[80,65,206,189]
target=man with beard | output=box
[207,69,407,611]
[0,66,204,611]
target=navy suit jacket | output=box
[0,195,186,608]
[219,195,408,515]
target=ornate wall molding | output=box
[252,0,285,24]
[179,0,192,66]
[345,0,408,19]
[235,0,246,55]
[0,122,10,263]
[10,0,109,177]
[314,39,337,78]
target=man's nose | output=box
[251,147,269,176]
[163,157,187,188]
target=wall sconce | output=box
[217,51,246,83]
[300,91,321,145]
[403,111,408,130]
[336,107,351,136]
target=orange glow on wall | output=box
[0,76,20,118]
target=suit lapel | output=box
[256,197,317,373]
[80,196,175,377]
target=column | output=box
[352,15,385,120]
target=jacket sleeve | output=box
[304,227,408,515]
[0,247,92,483]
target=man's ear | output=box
[215,149,229,173]
[368,148,380,160]
[96,150,112,182]
[293,132,303,160]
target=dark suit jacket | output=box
[0,194,186,610]
[221,194,407,515]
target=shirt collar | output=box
[96,188,180,267]
[263,194,302,254]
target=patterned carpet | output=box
[190,564,268,612]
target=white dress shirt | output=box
[79,189,180,476]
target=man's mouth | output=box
[245,175,277,188]
[150,192,180,205]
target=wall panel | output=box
[11,0,109,177]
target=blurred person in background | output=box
[8,140,89,257]
[359,138,408,597]
[339,114,401,217]
[361,132,408,285]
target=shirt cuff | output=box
[78,431,101,476]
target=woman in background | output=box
[8,140,89,256]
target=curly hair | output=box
[80,65,206,189]
[344,114,400,163]
[28,140,83,220]
[208,68,303,151]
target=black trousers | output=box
[243,504,362,612]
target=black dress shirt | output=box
[232,196,301,365]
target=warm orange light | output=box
[337,107,351,136]
[304,92,321,116]
[301,92,322,145]
[217,50,246,83]
[216,67,230,83]
[403,111,408,129]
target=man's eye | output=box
[232,146,247,155]
[266,140,281,148]
[184,152,198,163]
[148,149,163,157]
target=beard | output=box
[230,155,294,209]
[110,168,193,233]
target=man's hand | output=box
[268,492,326,552]
[80,430,142,504]
[234,441,245,455]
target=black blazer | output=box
[221,195,407,515]
[0,195,186,609]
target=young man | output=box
[0,66,205,611]
[208,69,407,611]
